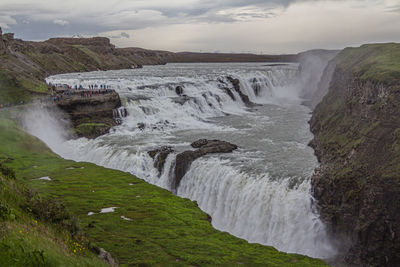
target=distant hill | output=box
[166,51,296,63]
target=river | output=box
[27,62,336,259]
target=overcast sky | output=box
[0,0,399,54]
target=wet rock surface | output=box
[92,247,118,266]
[173,139,238,190]
[148,146,174,174]
[175,85,184,95]
[218,76,255,106]
[226,76,254,107]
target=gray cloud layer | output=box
[0,0,310,39]
[0,0,398,53]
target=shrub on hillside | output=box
[0,163,15,179]
[24,190,82,236]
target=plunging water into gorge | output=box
[24,62,337,259]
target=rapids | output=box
[25,63,336,259]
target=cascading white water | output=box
[26,63,337,259]
[177,158,334,258]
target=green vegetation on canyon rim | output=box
[334,43,400,84]
[0,110,327,266]
[310,43,400,266]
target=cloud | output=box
[386,4,400,12]
[0,0,399,53]
[215,6,281,21]
[0,15,16,29]
[120,32,130,38]
[53,19,69,26]
[0,0,302,33]
[108,31,131,39]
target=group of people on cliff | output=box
[79,89,114,98]
[49,83,113,90]
[87,84,112,90]
[51,87,115,102]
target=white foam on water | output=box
[25,63,338,259]
[177,157,336,258]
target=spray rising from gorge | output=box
[23,62,337,259]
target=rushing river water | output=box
[27,63,336,259]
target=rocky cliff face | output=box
[310,43,400,266]
[0,28,6,55]
[54,91,123,138]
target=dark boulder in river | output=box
[223,76,255,107]
[148,146,174,174]
[175,85,184,96]
[174,139,238,190]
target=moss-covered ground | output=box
[0,70,33,105]
[335,43,400,84]
[0,138,108,266]
[0,109,328,266]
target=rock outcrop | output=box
[148,146,174,174]
[310,43,400,266]
[54,90,122,138]
[218,76,255,106]
[92,246,118,266]
[174,139,238,190]
[226,76,254,106]
[0,28,6,55]
[175,86,184,96]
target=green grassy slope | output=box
[0,110,328,266]
[0,70,32,105]
[0,145,108,266]
[335,43,400,84]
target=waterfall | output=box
[36,63,337,259]
[177,158,335,258]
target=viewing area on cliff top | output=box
[50,83,117,102]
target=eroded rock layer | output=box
[310,43,400,266]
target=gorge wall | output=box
[310,43,400,266]
[53,90,123,138]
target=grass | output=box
[0,110,328,266]
[18,78,49,94]
[335,43,400,84]
[73,45,102,65]
[0,70,32,105]
[0,161,109,266]
[75,122,112,138]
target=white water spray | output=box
[25,63,337,259]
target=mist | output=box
[21,103,74,157]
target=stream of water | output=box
[25,62,336,259]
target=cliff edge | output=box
[310,43,400,266]
[0,28,173,105]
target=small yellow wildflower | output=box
[73,249,77,253]
[19,230,22,234]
